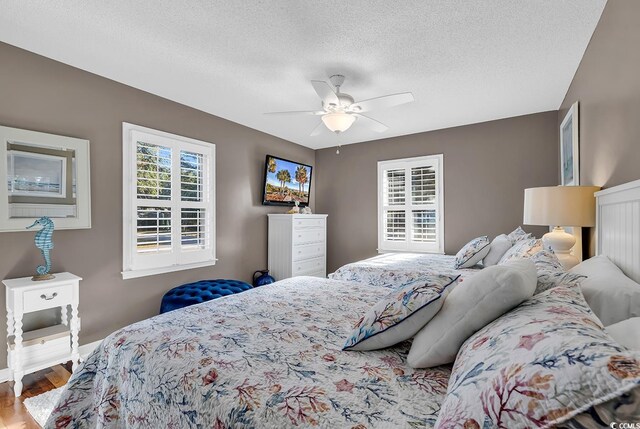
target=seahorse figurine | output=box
[27,216,55,281]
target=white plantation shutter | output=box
[384,210,406,241]
[178,150,209,258]
[383,169,405,205]
[123,124,216,279]
[378,155,443,253]
[181,208,206,250]
[135,141,172,261]
[136,206,172,253]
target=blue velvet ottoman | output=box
[160,279,252,314]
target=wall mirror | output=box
[0,125,91,231]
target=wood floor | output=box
[0,362,71,429]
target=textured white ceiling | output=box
[0,1,606,149]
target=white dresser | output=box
[3,272,81,397]
[268,214,327,280]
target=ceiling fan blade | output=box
[311,80,340,106]
[353,113,388,133]
[310,121,325,136]
[350,92,414,113]
[264,110,324,116]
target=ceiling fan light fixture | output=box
[321,112,355,133]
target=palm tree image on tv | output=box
[276,169,291,194]
[295,165,308,194]
[268,156,277,174]
[264,156,311,204]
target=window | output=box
[122,123,215,279]
[377,154,443,253]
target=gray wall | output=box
[559,0,640,188]
[558,0,640,255]
[315,112,559,272]
[13,2,635,367]
[0,42,315,368]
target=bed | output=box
[329,253,481,288]
[46,277,452,428]
[46,180,640,428]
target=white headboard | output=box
[596,179,640,283]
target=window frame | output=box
[122,123,216,279]
[377,154,444,254]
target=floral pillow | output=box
[530,248,564,273]
[507,226,533,244]
[343,274,460,351]
[535,270,586,295]
[454,236,490,269]
[530,249,586,295]
[434,284,640,429]
[498,238,543,264]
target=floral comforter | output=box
[46,277,452,429]
[329,253,481,288]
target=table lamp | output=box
[523,186,600,269]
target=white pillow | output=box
[454,236,491,269]
[606,318,640,350]
[343,274,460,351]
[570,255,640,326]
[407,259,537,368]
[482,234,512,266]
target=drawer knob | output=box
[40,292,58,300]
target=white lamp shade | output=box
[321,112,356,133]
[523,186,600,227]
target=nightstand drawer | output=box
[293,218,325,229]
[23,284,73,313]
[8,326,71,372]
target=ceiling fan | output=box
[265,74,415,137]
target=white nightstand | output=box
[3,272,81,397]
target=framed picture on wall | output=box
[0,125,91,231]
[7,149,68,198]
[559,101,582,262]
[560,101,579,186]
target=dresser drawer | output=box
[293,242,325,262]
[293,217,325,230]
[23,284,73,313]
[305,269,326,278]
[293,228,325,245]
[292,257,325,276]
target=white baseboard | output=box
[0,338,103,383]
[79,339,103,360]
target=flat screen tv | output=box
[262,155,312,206]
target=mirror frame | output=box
[0,125,91,232]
